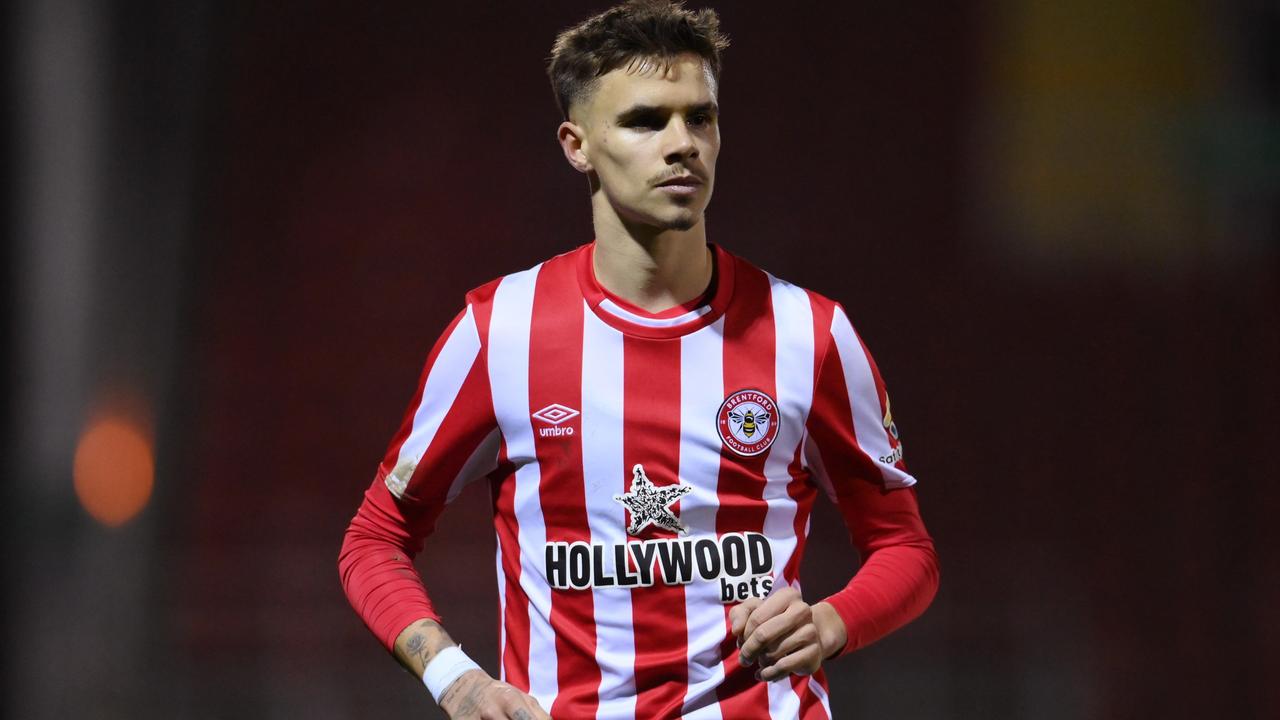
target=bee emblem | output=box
[728,408,771,439]
[717,389,780,457]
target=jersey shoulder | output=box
[725,248,844,337]
[724,248,841,311]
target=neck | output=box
[590,199,713,314]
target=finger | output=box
[483,692,523,720]
[757,623,819,665]
[758,645,822,682]
[729,597,763,640]
[511,690,551,720]
[741,586,799,642]
[741,601,810,663]
[520,696,552,720]
[486,685,525,720]
[493,688,533,720]
[739,593,794,664]
[757,603,813,654]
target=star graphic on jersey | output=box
[614,464,693,536]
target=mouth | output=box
[656,175,704,188]
[655,175,704,196]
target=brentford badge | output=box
[717,389,780,456]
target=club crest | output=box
[717,389,780,457]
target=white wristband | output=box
[421,645,483,704]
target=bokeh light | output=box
[73,415,154,527]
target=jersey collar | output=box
[575,241,736,339]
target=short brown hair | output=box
[547,0,730,119]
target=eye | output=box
[623,114,665,131]
[687,112,714,128]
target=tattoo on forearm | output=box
[513,710,532,720]
[404,631,435,668]
[406,633,425,655]
[403,619,449,670]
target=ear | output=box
[557,120,593,174]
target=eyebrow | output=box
[615,101,719,124]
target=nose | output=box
[661,116,698,163]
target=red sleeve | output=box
[804,303,940,656]
[338,303,500,652]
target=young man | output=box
[339,2,939,718]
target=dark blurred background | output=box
[7,1,1278,718]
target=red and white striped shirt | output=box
[340,242,939,719]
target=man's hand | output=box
[729,586,848,682]
[438,669,551,720]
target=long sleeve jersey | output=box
[340,242,939,719]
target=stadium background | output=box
[6,1,1277,717]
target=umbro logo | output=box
[532,403,579,438]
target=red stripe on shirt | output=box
[528,259,602,717]
[795,670,829,719]
[623,334,690,719]
[714,258,776,718]
[773,291,838,716]
[468,283,535,693]
[490,437,532,690]
[807,325,885,493]
[784,442,828,718]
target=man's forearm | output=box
[339,482,445,652]
[823,542,940,655]
[392,617,458,678]
[392,617,549,719]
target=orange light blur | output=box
[73,416,154,527]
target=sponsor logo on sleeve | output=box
[879,395,904,465]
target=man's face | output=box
[571,52,720,232]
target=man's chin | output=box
[615,202,704,233]
[664,215,699,232]
[656,205,704,232]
